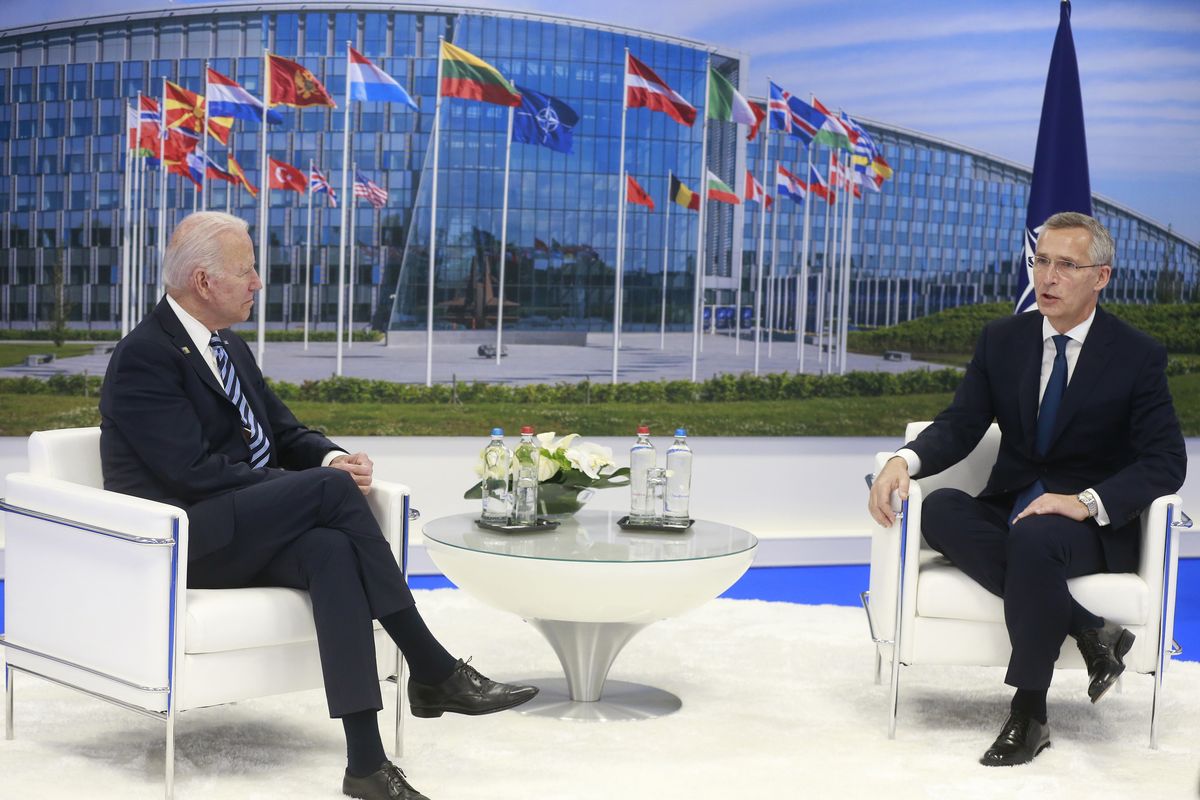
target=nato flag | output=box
[513,85,579,154]
[1015,0,1092,313]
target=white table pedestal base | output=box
[517,678,682,721]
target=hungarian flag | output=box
[706,171,739,205]
[228,155,258,198]
[670,174,700,210]
[744,169,772,208]
[707,68,756,126]
[268,54,335,108]
[626,54,696,126]
[626,174,654,210]
[812,96,853,150]
[268,156,307,193]
[440,41,521,107]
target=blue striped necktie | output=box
[209,333,271,469]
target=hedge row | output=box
[848,302,1200,354]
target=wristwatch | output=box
[1077,489,1098,518]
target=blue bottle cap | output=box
[675,428,687,437]
[491,427,504,436]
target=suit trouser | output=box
[186,468,415,716]
[921,488,1107,690]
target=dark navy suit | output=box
[100,298,414,716]
[908,305,1186,688]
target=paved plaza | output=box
[0,331,944,385]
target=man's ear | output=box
[1093,265,1111,293]
[191,267,211,299]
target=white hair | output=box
[162,212,250,292]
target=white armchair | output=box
[863,421,1190,747]
[2,427,414,798]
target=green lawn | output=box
[0,343,97,368]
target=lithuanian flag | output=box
[670,174,699,211]
[440,41,521,107]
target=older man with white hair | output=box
[100,211,536,800]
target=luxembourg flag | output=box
[348,47,418,109]
[206,67,283,124]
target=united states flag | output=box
[310,167,337,207]
[353,170,388,209]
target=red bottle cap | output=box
[637,426,650,435]
[521,425,535,434]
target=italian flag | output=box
[707,68,757,126]
[706,171,740,205]
[440,41,521,107]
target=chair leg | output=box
[4,664,13,741]
[394,648,405,758]
[165,703,176,800]
[873,647,882,686]
[887,650,901,739]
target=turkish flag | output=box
[268,157,307,193]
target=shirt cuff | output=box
[894,448,921,477]
[321,450,348,468]
[1088,488,1111,527]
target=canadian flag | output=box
[268,157,307,193]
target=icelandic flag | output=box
[768,82,791,134]
[776,164,806,205]
[348,47,418,109]
[206,67,284,125]
[1015,0,1091,313]
[513,85,579,154]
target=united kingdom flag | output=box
[310,166,338,208]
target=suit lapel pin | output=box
[181,346,191,354]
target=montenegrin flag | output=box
[269,54,336,108]
[440,41,521,107]
[626,54,696,126]
[706,171,739,205]
[707,67,756,126]
[670,174,700,211]
[625,174,655,210]
[348,46,418,109]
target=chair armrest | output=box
[1136,495,1183,642]
[366,479,412,572]
[2,472,186,691]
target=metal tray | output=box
[474,518,561,533]
[616,515,695,532]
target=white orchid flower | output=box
[565,441,616,480]
[538,456,561,482]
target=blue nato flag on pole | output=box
[512,85,579,154]
[1015,0,1092,313]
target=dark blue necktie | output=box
[209,333,271,469]
[1012,334,1070,524]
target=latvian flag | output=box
[626,54,696,126]
[706,171,739,205]
[348,47,418,110]
[776,164,806,205]
[310,166,338,207]
[744,170,772,208]
[354,169,388,209]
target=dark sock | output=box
[1010,688,1048,725]
[341,709,387,779]
[1068,602,1104,637]
[379,606,457,685]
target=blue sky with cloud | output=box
[12,0,1199,241]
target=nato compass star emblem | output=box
[534,103,560,142]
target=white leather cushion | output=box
[184,587,320,654]
[916,553,1151,627]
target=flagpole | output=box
[337,42,352,377]
[426,38,445,387]
[611,47,630,385]
[797,131,814,368]
[256,47,270,366]
[136,146,145,322]
[817,155,832,372]
[495,106,514,366]
[691,55,712,383]
[200,62,209,211]
[121,99,134,337]
[767,160,780,359]
[826,154,840,374]
[157,78,168,304]
[304,158,313,350]
[839,174,855,374]
[660,171,671,350]
[349,160,357,349]
[753,79,772,375]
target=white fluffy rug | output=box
[2,590,1198,799]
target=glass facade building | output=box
[0,3,1195,337]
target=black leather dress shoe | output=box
[979,712,1051,767]
[1075,621,1135,704]
[343,761,430,800]
[408,658,539,718]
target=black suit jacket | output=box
[100,298,340,559]
[906,305,1186,572]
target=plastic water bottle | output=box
[629,426,657,523]
[512,426,540,525]
[481,428,512,523]
[664,428,693,524]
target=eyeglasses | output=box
[1027,254,1106,274]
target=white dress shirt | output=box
[892,309,1109,525]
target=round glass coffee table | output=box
[422,510,757,721]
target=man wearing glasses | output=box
[868,211,1186,766]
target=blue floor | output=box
[2,561,1196,661]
